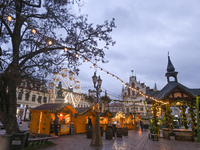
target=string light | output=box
[4,4,165,105]
[107,72,109,76]
[7,16,12,21]
[64,47,68,52]
[31,29,36,34]
[112,75,115,78]
[85,58,88,62]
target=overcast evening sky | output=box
[74,0,200,99]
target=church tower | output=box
[165,55,178,83]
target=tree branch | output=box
[0,15,13,36]
[22,0,41,8]
[18,46,74,68]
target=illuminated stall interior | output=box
[112,111,125,128]
[29,103,77,135]
[100,110,113,131]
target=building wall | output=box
[122,75,151,116]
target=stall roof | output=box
[31,103,77,113]
[75,107,93,115]
[100,110,113,117]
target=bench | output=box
[26,132,58,147]
[148,133,159,141]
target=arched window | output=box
[128,88,130,96]
[131,82,135,95]
[137,87,140,95]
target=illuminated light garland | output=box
[107,72,109,76]
[2,6,168,105]
[85,58,88,62]
[112,75,115,78]
[75,53,79,58]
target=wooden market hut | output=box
[123,113,134,130]
[74,107,95,133]
[29,103,77,135]
[146,56,200,137]
[111,111,126,128]
[100,110,113,131]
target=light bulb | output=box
[64,47,68,52]
[7,16,12,21]
[31,29,36,34]
[48,40,53,45]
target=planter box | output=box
[169,136,175,140]
[0,134,12,150]
[173,129,193,141]
[162,128,170,139]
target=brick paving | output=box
[1,123,200,150]
[40,129,200,150]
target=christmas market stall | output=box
[73,107,95,133]
[99,110,113,131]
[123,113,134,130]
[29,103,77,135]
[112,111,125,128]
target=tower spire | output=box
[165,55,178,83]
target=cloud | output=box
[77,0,200,97]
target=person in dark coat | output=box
[88,117,92,128]
[54,115,59,135]
[140,120,143,131]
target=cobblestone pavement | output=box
[40,129,200,150]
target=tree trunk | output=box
[90,111,102,147]
[0,73,20,134]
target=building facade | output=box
[16,79,50,120]
[122,73,153,116]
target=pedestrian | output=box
[88,117,92,128]
[54,115,59,136]
[140,120,143,131]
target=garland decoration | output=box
[85,95,95,103]
[151,103,160,134]
[163,105,174,134]
[100,95,111,104]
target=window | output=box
[32,95,36,102]
[37,96,42,103]
[25,93,30,101]
[140,107,143,111]
[18,92,23,100]
[43,97,47,103]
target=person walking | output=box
[140,120,143,131]
[54,115,59,136]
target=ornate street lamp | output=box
[90,72,103,147]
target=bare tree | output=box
[0,0,116,134]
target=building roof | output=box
[75,107,92,115]
[146,81,200,101]
[31,103,77,113]
[100,110,113,117]
[109,102,124,107]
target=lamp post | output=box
[90,72,103,147]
